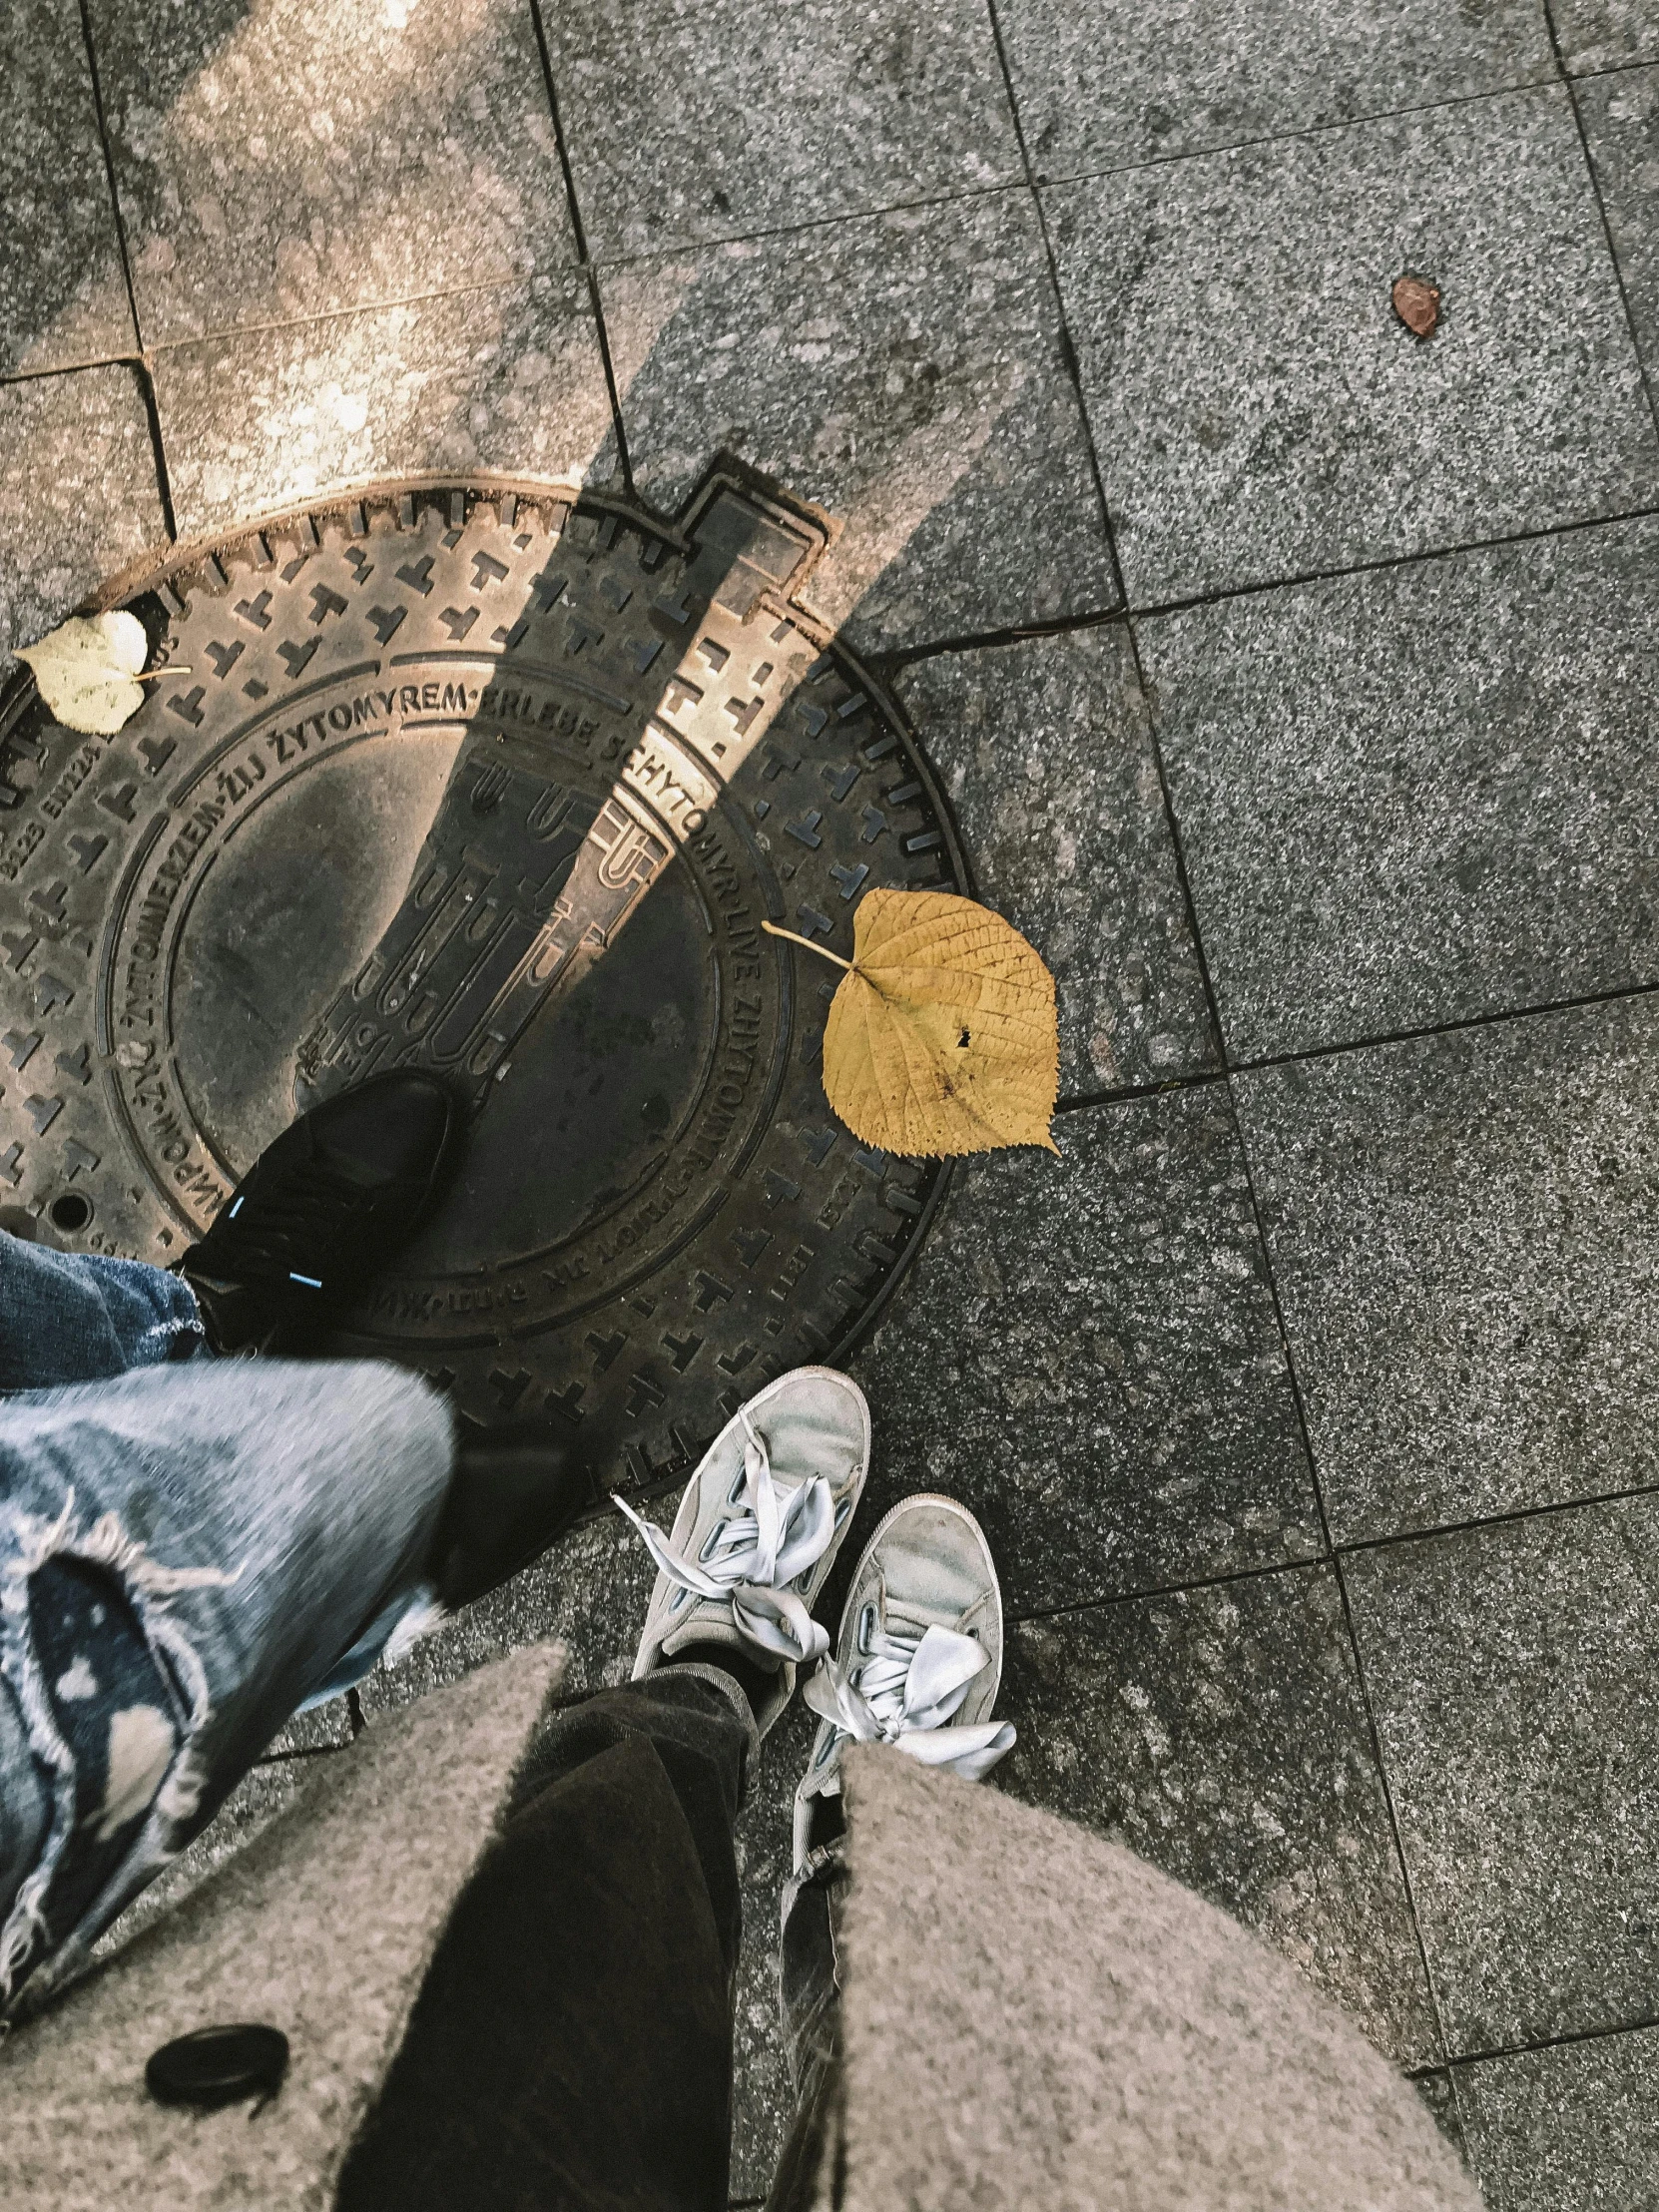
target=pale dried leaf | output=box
[821,887,1059,1158]
[16,610,150,736]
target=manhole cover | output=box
[0,466,965,1499]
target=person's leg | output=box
[0,1348,600,2010]
[340,1370,877,2212]
[0,1067,461,1387]
[336,1667,758,2212]
[0,1357,455,2014]
[0,1228,206,1390]
[767,1494,1020,2212]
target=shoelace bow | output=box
[614,1409,836,1665]
[804,1619,1015,1784]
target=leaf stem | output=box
[761,919,853,972]
[138,666,192,680]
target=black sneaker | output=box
[180,1070,461,1351]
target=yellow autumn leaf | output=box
[15,610,152,736]
[769,888,1058,1158]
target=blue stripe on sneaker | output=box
[288,1272,323,1289]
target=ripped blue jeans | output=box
[0,1235,454,2015]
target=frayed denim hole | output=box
[21,1558,180,1957]
[28,1558,177,1822]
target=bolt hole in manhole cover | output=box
[0,465,967,1507]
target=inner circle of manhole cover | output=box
[0,467,966,1495]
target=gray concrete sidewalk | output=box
[6,0,1659,2202]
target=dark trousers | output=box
[335,1671,842,2212]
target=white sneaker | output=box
[793,1492,1015,1869]
[616,1367,870,1737]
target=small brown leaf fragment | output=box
[1392,274,1439,339]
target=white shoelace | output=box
[614,1409,835,1665]
[804,1619,1016,1784]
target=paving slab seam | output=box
[119,273,599,362]
[981,0,1126,610]
[939,420,1457,2061]
[528,0,595,265]
[1101,588,1227,1073]
[1004,1548,1328,1632]
[1570,53,1659,87]
[1445,2007,1659,2072]
[1229,973,1659,1079]
[1336,1479,1659,1563]
[1123,496,1659,622]
[1545,0,1659,438]
[589,174,1035,275]
[1055,1070,1227,1115]
[1021,72,1564,193]
[876,498,1659,664]
[74,0,140,348]
[994,342,1232,1102]
[131,355,177,544]
[0,351,148,391]
[1062,979,1659,1120]
[74,0,178,541]
[875,602,1128,673]
[1227,1076,1457,2069]
[527,0,633,486]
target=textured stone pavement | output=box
[8,0,1659,2201]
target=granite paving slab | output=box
[1045,86,1659,604]
[1000,1563,1438,2064]
[148,276,616,538]
[598,191,1117,654]
[89,0,575,345]
[894,629,1218,1095]
[1346,1494,1659,2053]
[1235,998,1659,1544]
[846,1088,1322,1616]
[1552,0,1659,74]
[1580,65,1659,383]
[0,365,167,666]
[1454,2028,1659,2210]
[996,0,1552,179]
[1140,516,1659,1060]
[543,0,1021,260]
[1,0,136,377]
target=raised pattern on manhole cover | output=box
[0,467,966,1496]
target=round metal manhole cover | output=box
[0,467,965,1498]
